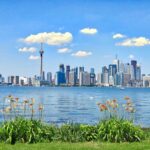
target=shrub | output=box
[0,118,56,144]
[80,125,98,141]
[57,123,83,142]
[97,118,145,142]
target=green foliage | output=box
[80,125,98,141]
[0,118,146,144]
[0,118,55,144]
[97,118,145,142]
[57,124,83,142]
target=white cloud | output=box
[116,37,150,46]
[29,55,40,60]
[129,54,135,59]
[19,47,36,53]
[21,32,73,46]
[80,28,98,35]
[57,48,70,53]
[71,51,92,57]
[113,33,126,39]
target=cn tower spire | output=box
[39,43,44,80]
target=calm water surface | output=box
[0,86,150,127]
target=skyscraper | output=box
[59,64,65,73]
[79,71,91,86]
[47,72,52,85]
[69,69,76,86]
[66,65,70,85]
[101,66,109,86]
[136,65,141,81]
[131,60,137,80]
[55,64,66,85]
[113,55,120,72]
[109,64,117,77]
[90,68,96,86]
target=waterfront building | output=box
[55,64,66,86]
[0,74,5,84]
[90,68,96,86]
[55,71,66,86]
[19,77,28,86]
[27,77,32,86]
[42,71,45,81]
[79,66,84,73]
[59,64,65,73]
[8,76,14,84]
[109,75,114,86]
[122,73,131,86]
[143,75,150,87]
[14,76,19,85]
[130,65,135,80]
[136,65,141,81]
[101,66,109,86]
[47,72,52,85]
[113,55,120,72]
[79,71,90,86]
[124,63,131,74]
[115,72,123,86]
[109,64,117,77]
[69,69,77,86]
[66,65,70,85]
[131,60,137,80]
[97,73,101,86]
[108,64,117,85]
[119,62,125,73]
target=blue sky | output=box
[1,0,150,77]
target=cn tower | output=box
[39,43,44,80]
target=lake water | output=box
[0,86,150,127]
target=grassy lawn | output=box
[0,140,150,150]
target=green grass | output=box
[0,140,150,150]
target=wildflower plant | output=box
[0,95,44,121]
[97,96,136,121]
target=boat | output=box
[120,87,125,90]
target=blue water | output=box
[0,86,150,127]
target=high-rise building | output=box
[113,55,120,72]
[8,76,14,84]
[59,64,65,73]
[119,62,125,73]
[42,71,45,81]
[122,73,131,86]
[14,76,19,85]
[47,72,52,85]
[0,74,4,84]
[79,66,84,72]
[101,66,109,86]
[90,68,96,86]
[97,73,101,86]
[55,71,65,86]
[69,69,77,86]
[136,65,141,81]
[66,65,70,85]
[79,71,91,86]
[115,72,123,86]
[108,64,117,85]
[143,75,150,87]
[124,63,131,74]
[131,60,137,80]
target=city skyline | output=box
[1,0,150,77]
[0,56,146,87]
